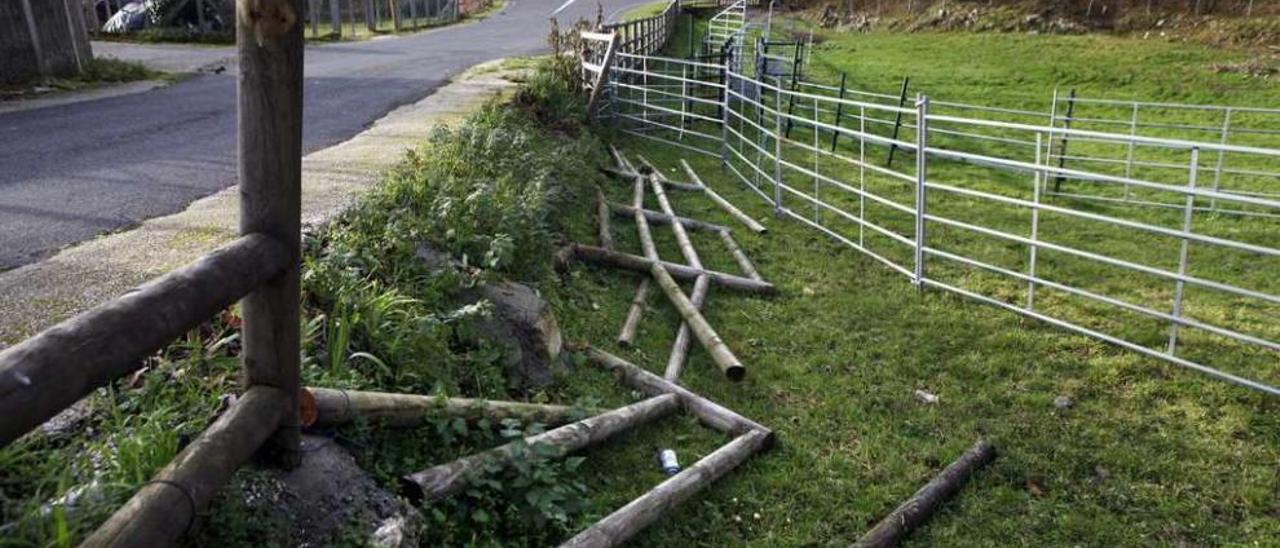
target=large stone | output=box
[417,242,564,392]
[464,280,564,391]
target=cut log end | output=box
[726,364,746,382]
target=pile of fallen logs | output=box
[561,146,772,383]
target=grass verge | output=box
[0,58,166,101]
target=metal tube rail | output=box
[920,212,1280,306]
[928,114,1280,158]
[927,146,1280,209]
[0,233,292,447]
[596,49,1280,396]
[922,277,1280,396]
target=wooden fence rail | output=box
[0,0,306,545]
[0,234,291,446]
[599,0,679,56]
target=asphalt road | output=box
[0,0,649,270]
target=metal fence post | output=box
[830,72,847,151]
[773,79,784,216]
[1124,102,1138,200]
[1168,147,1199,355]
[720,52,731,168]
[858,104,866,248]
[885,77,911,167]
[1209,108,1233,211]
[1052,88,1077,193]
[1027,132,1043,310]
[913,95,929,290]
[238,0,305,468]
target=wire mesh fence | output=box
[586,37,1280,396]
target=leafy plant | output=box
[422,418,591,546]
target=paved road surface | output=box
[0,0,649,270]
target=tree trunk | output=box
[617,278,651,346]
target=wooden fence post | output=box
[330,0,342,37]
[238,0,304,468]
[309,0,320,37]
[18,0,50,80]
[195,0,207,35]
[587,33,620,114]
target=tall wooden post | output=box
[19,0,50,80]
[237,0,304,468]
[196,0,206,34]
[309,0,320,37]
[330,0,342,37]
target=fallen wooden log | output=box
[566,244,775,295]
[635,154,701,194]
[600,166,705,192]
[559,429,770,548]
[717,229,764,282]
[584,347,771,439]
[647,260,744,381]
[632,177,745,382]
[617,278,651,346]
[648,162,711,382]
[665,275,710,381]
[852,440,997,548]
[305,388,587,429]
[681,159,767,234]
[401,394,679,504]
[608,203,727,233]
[608,145,632,173]
[83,386,289,547]
[648,168,703,271]
[596,186,614,250]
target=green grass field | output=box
[547,15,1279,547]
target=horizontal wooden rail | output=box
[608,202,729,233]
[0,233,292,447]
[306,387,591,428]
[83,385,290,547]
[565,243,776,294]
[561,428,770,547]
[584,346,772,439]
[401,394,680,503]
